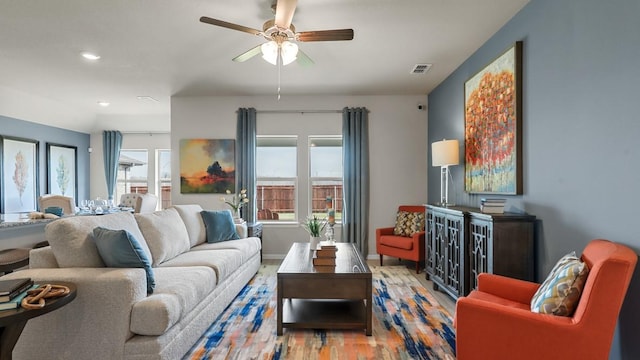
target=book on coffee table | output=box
[312,257,336,266]
[0,284,38,310]
[0,278,33,302]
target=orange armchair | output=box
[455,239,637,360]
[376,205,426,273]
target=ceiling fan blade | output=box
[274,0,297,29]
[296,29,354,42]
[232,44,263,62]
[200,16,262,36]
[296,49,314,67]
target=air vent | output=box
[410,63,432,74]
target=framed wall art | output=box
[0,136,39,213]
[464,41,523,195]
[179,139,235,194]
[46,143,78,201]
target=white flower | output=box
[220,189,250,212]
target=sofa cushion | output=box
[200,210,239,243]
[171,204,207,247]
[190,237,262,263]
[46,212,152,268]
[92,227,156,294]
[130,266,216,336]
[379,235,414,250]
[135,208,191,266]
[158,249,243,284]
[530,252,589,316]
[393,211,425,237]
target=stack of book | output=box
[313,244,337,270]
[0,277,35,311]
[480,198,506,214]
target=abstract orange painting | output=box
[180,139,235,194]
[464,41,523,194]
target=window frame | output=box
[116,149,149,202]
[308,135,343,223]
[256,135,299,223]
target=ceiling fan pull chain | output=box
[277,51,282,100]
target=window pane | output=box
[257,136,297,221]
[256,180,296,221]
[310,140,342,177]
[117,150,148,201]
[157,150,171,209]
[257,148,297,177]
[311,181,342,220]
[309,136,342,222]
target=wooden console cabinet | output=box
[425,205,536,300]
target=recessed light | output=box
[136,96,159,102]
[97,101,110,107]
[82,52,101,60]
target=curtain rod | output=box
[255,110,342,114]
[121,131,169,135]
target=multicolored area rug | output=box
[184,265,456,360]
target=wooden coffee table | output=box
[277,242,372,336]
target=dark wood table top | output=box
[0,281,77,327]
[0,281,76,360]
[278,242,370,276]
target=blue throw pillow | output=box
[201,210,240,243]
[92,227,156,294]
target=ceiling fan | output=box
[200,0,354,66]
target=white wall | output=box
[171,95,428,259]
[0,85,96,133]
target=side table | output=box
[247,222,263,262]
[0,281,77,360]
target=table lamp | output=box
[431,139,459,206]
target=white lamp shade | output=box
[432,139,460,167]
[261,41,278,65]
[280,41,298,65]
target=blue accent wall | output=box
[0,115,90,209]
[428,0,640,358]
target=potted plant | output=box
[301,215,327,250]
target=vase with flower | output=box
[220,189,249,223]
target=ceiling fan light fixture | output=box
[281,41,298,65]
[261,41,278,65]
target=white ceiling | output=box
[0,0,529,132]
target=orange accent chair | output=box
[376,205,426,274]
[455,239,638,360]
[257,209,279,220]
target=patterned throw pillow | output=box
[530,251,589,317]
[393,211,425,237]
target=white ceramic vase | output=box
[310,236,321,250]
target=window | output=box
[309,136,343,222]
[157,149,171,209]
[256,136,297,222]
[117,150,148,203]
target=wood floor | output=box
[262,258,457,316]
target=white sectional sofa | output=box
[3,204,261,360]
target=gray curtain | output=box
[103,130,123,201]
[237,108,257,224]
[341,107,370,256]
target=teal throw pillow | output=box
[201,210,240,243]
[92,227,156,294]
